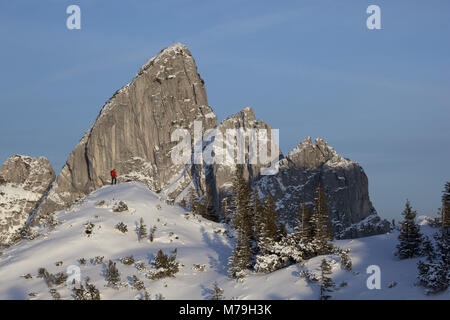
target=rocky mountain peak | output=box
[286,137,352,170]
[31,43,216,225]
[0,155,55,246]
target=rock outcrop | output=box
[202,107,281,206]
[31,43,217,225]
[254,137,390,239]
[0,155,55,246]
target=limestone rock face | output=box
[32,43,217,225]
[254,137,390,239]
[207,107,281,204]
[0,155,55,246]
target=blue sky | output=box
[0,1,449,221]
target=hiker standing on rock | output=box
[110,169,117,185]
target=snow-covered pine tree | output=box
[149,249,180,279]
[417,230,449,294]
[132,275,145,291]
[420,236,436,262]
[105,260,121,287]
[137,217,148,241]
[228,231,253,279]
[221,196,233,224]
[72,283,86,300]
[319,259,334,300]
[229,165,253,279]
[310,185,333,254]
[85,281,101,300]
[261,195,278,243]
[210,281,225,300]
[299,202,313,242]
[189,187,200,214]
[396,200,423,259]
[251,187,263,243]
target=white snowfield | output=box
[0,182,447,300]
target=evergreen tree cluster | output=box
[189,186,219,222]
[417,231,449,294]
[72,279,101,300]
[416,183,450,295]
[227,167,338,277]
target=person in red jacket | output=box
[110,169,117,185]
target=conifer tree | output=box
[417,230,449,294]
[319,259,334,300]
[396,200,423,259]
[210,281,225,300]
[105,260,121,287]
[420,236,436,262]
[310,185,333,254]
[138,217,148,241]
[229,231,252,279]
[229,165,253,278]
[299,202,313,242]
[85,281,101,300]
[221,196,234,224]
[189,187,199,214]
[252,187,263,242]
[261,195,278,242]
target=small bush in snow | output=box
[192,264,206,272]
[84,222,95,236]
[79,258,87,265]
[300,269,319,283]
[210,282,225,300]
[135,262,146,272]
[148,249,179,280]
[121,256,135,265]
[338,248,352,271]
[254,254,286,273]
[132,275,145,291]
[86,281,101,300]
[149,225,157,242]
[50,288,61,300]
[137,217,148,241]
[115,222,128,233]
[92,256,104,265]
[53,272,68,286]
[72,280,100,300]
[95,200,106,207]
[113,201,128,212]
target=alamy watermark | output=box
[66,265,81,285]
[366,265,381,289]
[367,5,381,30]
[171,121,280,175]
[66,5,81,30]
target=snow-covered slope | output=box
[0,182,447,300]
